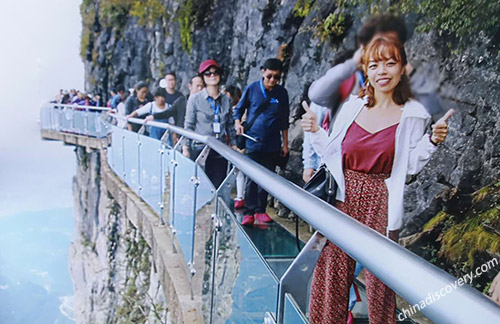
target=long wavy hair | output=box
[359,37,413,107]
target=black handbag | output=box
[303,164,337,205]
[295,164,337,251]
[236,96,272,149]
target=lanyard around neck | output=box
[207,97,220,115]
[259,79,268,99]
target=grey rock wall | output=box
[82,0,499,234]
[69,147,168,323]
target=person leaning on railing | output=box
[182,59,237,188]
[302,37,453,324]
[125,81,149,133]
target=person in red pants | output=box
[302,36,453,323]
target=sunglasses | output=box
[264,73,281,81]
[203,70,220,77]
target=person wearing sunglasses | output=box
[234,58,290,226]
[182,59,236,188]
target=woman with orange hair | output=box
[302,37,453,323]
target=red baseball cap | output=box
[198,59,220,74]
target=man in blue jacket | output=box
[234,58,290,226]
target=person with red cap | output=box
[182,59,236,188]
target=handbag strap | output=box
[243,94,272,132]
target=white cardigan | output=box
[309,95,437,232]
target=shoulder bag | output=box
[236,95,272,149]
[303,164,337,204]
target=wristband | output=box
[430,137,439,146]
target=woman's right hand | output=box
[301,101,319,133]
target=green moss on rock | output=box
[351,0,500,49]
[292,0,313,18]
[130,0,168,26]
[423,210,448,231]
[176,0,194,53]
[441,203,500,266]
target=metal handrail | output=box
[105,111,500,323]
[45,102,111,111]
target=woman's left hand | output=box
[431,109,454,145]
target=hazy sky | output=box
[0,0,84,217]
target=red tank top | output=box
[342,122,398,174]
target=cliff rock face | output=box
[81,0,499,235]
[69,147,168,323]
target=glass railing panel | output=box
[138,134,163,215]
[284,293,309,324]
[61,107,73,133]
[73,109,86,135]
[122,129,140,193]
[109,125,124,178]
[40,106,51,130]
[163,146,171,187]
[90,111,110,138]
[51,107,62,131]
[195,164,215,212]
[212,199,279,323]
[161,147,173,224]
[170,151,196,263]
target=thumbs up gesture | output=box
[301,101,319,133]
[431,109,454,145]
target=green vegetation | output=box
[80,3,96,60]
[351,0,500,49]
[441,207,500,266]
[408,179,500,295]
[299,0,499,49]
[98,0,133,29]
[130,0,168,26]
[80,0,169,60]
[315,10,346,42]
[114,227,155,323]
[294,0,348,42]
[176,0,194,53]
[292,0,313,18]
[423,210,448,231]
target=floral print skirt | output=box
[309,169,396,324]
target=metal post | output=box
[277,231,326,323]
[209,204,222,324]
[189,162,201,275]
[195,144,210,167]
[170,145,178,252]
[170,135,185,232]
[138,124,147,135]
[137,134,142,195]
[216,166,237,207]
[161,129,172,148]
[122,132,126,179]
[158,144,165,225]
